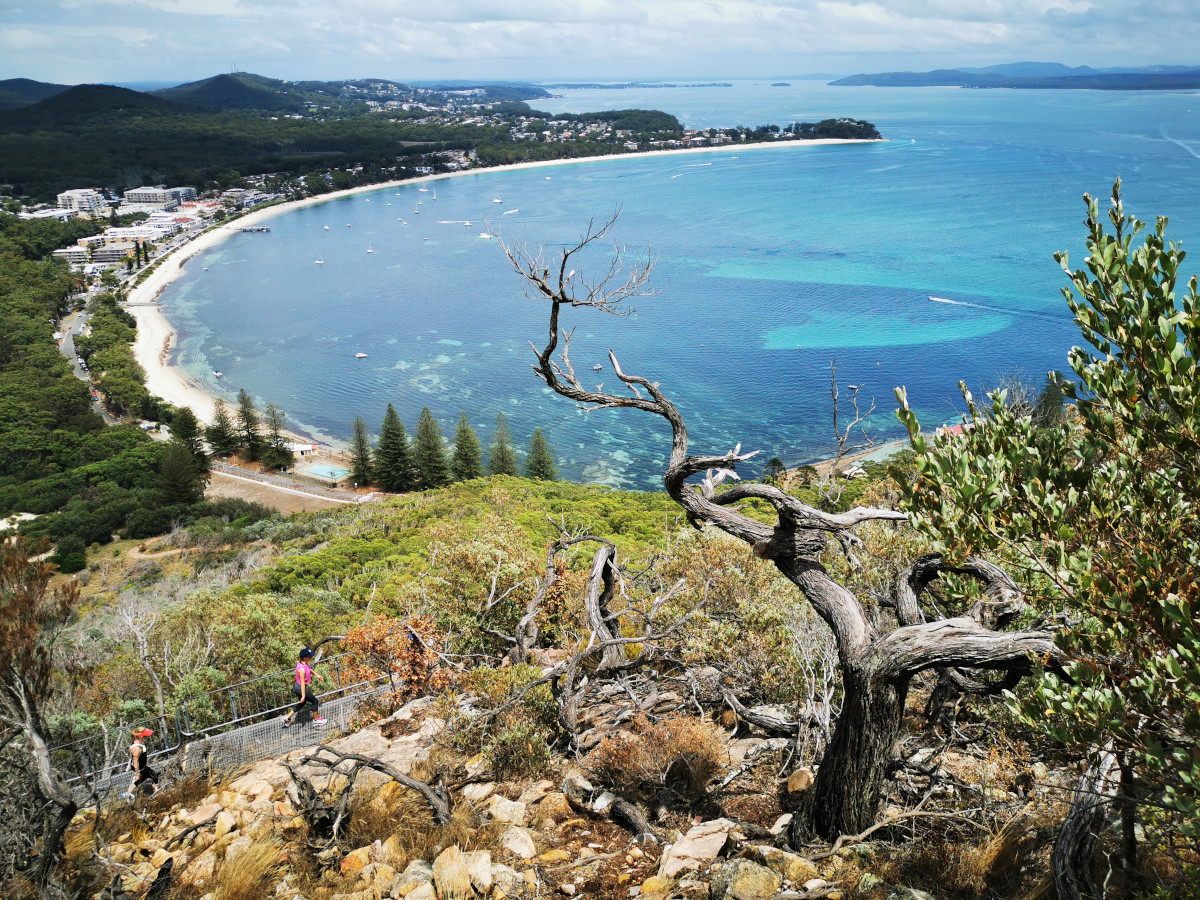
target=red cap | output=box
[132,727,154,738]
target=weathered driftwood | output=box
[500,215,1062,842]
[298,745,451,826]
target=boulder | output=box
[180,848,217,885]
[187,803,222,826]
[361,861,396,895]
[710,859,781,900]
[432,846,473,900]
[405,884,436,900]
[213,809,239,840]
[486,795,528,826]
[491,863,525,895]
[858,873,885,893]
[501,825,538,860]
[658,818,737,878]
[888,890,936,900]
[561,772,595,804]
[640,875,673,895]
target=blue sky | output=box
[2,0,1197,85]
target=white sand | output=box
[126,137,879,431]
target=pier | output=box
[240,225,271,232]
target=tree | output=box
[159,439,204,504]
[205,397,240,458]
[451,411,484,481]
[350,415,374,487]
[487,411,519,476]
[0,539,79,890]
[897,180,1200,892]
[763,457,786,484]
[524,427,557,480]
[413,407,449,489]
[260,403,294,470]
[500,214,1058,842]
[235,388,262,462]
[171,405,210,477]
[375,404,414,493]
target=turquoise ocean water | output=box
[162,81,1200,488]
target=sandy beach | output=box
[126,137,879,435]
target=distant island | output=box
[540,82,733,90]
[832,61,1200,90]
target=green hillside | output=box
[0,77,72,110]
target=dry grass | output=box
[211,839,285,900]
[587,715,727,806]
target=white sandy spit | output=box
[126,137,879,432]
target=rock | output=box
[461,850,492,894]
[710,859,781,900]
[675,876,709,900]
[213,809,239,841]
[887,891,937,900]
[181,849,217,885]
[746,845,819,883]
[491,863,525,895]
[858,872,885,892]
[462,782,496,802]
[361,861,396,894]
[224,835,255,862]
[786,767,815,794]
[518,779,555,805]
[393,859,433,897]
[804,878,833,891]
[501,825,537,860]
[187,803,222,826]
[433,846,474,900]
[658,818,737,878]
[341,846,372,880]
[769,813,793,836]
[537,849,573,863]
[465,753,488,778]
[559,884,576,896]
[592,791,616,813]
[537,792,574,820]
[640,875,673,894]
[486,795,528,826]
[404,883,436,900]
[561,772,595,804]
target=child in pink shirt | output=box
[282,648,325,726]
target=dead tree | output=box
[499,214,1062,842]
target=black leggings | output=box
[292,682,318,717]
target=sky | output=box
[2,0,1198,86]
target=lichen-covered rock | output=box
[491,863,525,895]
[710,859,781,900]
[433,846,473,899]
[341,845,372,879]
[537,792,573,821]
[746,845,819,883]
[393,859,434,897]
[888,890,936,900]
[180,848,217,886]
[213,809,239,840]
[462,782,496,802]
[518,779,555,805]
[462,850,492,894]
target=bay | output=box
[161,81,1200,489]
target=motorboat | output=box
[355,352,368,359]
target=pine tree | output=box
[159,440,204,504]
[205,398,240,458]
[524,427,558,481]
[375,404,414,493]
[261,403,294,470]
[488,412,519,476]
[171,406,210,476]
[350,415,374,487]
[413,407,450,489]
[235,389,263,461]
[451,411,483,481]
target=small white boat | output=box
[493,197,502,203]
[315,255,325,265]
[323,225,330,230]
[387,202,392,206]
[479,233,493,239]
[347,223,352,227]
[355,352,368,359]
[367,243,374,253]
[432,190,437,199]
[593,364,603,371]
[365,199,370,202]
[418,187,429,192]
[212,370,222,378]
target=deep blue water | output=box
[162,81,1200,488]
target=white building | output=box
[123,186,197,205]
[89,242,136,265]
[52,246,88,267]
[57,189,109,214]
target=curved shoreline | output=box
[126,137,880,439]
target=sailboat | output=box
[493,196,503,203]
[367,243,374,254]
[315,254,325,265]
[432,189,437,199]
[323,225,330,230]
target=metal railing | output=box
[50,653,390,795]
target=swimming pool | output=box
[305,463,349,480]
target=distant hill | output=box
[0,77,72,110]
[0,84,192,128]
[831,63,1200,89]
[156,73,310,111]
